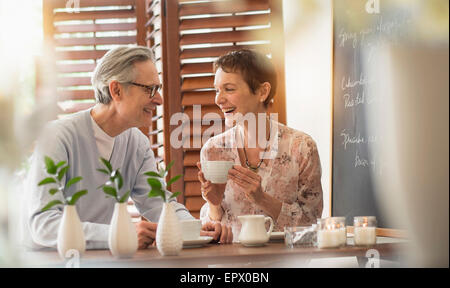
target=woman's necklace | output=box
[239,119,271,172]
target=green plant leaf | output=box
[148,189,164,199]
[97,168,110,175]
[38,177,57,186]
[66,176,82,190]
[57,165,69,181]
[169,192,180,200]
[55,161,67,169]
[166,160,174,172]
[44,156,57,175]
[119,190,130,203]
[147,178,162,190]
[67,190,88,205]
[166,174,182,188]
[115,169,123,190]
[100,157,112,173]
[49,188,59,195]
[103,186,117,198]
[144,171,161,178]
[41,200,64,212]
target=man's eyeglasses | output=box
[129,82,162,98]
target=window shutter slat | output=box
[55,36,136,46]
[55,23,137,34]
[53,9,135,21]
[179,14,270,30]
[181,91,216,106]
[185,182,201,197]
[180,44,270,59]
[51,0,136,8]
[56,63,96,73]
[181,62,214,75]
[184,167,200,182]
[181,76,214,91]
[57,77,91,87]
[185,196,206,212]
[55,50,108,60]
[180,29,270,46]
[184,152,200,167]
[57,90,94,101]
[179,0,270,16]
[184,106,223,121]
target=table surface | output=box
[21,237,409,268]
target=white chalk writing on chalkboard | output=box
[355,150,370,168]
[338,29,358,48]
[341,130,378,150]
[344,92,365,108]
[341,73,371,91]
[341,130,365,150]
[343,90,378,109]
[338,16,411,50]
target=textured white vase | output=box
[156,202,182,256]
[57,205,86,260]
[108,202,138,258]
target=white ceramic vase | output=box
[57,205,86,260]
[156,202,182,256]
[108,202,138,258]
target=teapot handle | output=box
[265,217,274,238]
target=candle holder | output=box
[353,216,377,246]
[284,226,317,248]
[316,217,347,249]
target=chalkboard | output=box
[332,0,422,228]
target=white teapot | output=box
[238,215,274,246]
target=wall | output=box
[282,0,333,217]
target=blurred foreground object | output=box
[367,43,449,267]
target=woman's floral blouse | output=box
[200,120,323,242]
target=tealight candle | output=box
[353,216,377,246]
[317,217,347,248]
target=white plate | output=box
[270,232,285,241]
[183,236,213,248]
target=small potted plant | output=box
[38,156,87,260]
[145,161,182,256]
[97,157,137,258]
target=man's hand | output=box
[197,162,226,206]
[134,221,157,249]
[200,221,233,244]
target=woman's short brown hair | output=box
[213,49,277,107]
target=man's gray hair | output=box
[91,46,155,104]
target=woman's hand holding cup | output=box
[197,162,226,206]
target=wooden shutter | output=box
[151,0,286,218]
[144,0,165,164]
[42,0,149,220]
[43,0,146,117]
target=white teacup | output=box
[201,161,234,184]
[180,219,202,241]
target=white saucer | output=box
[270,232,285,241]
[183,236,213,248]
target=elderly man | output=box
[25,46,233,250]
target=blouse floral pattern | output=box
[200,120,323,242]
